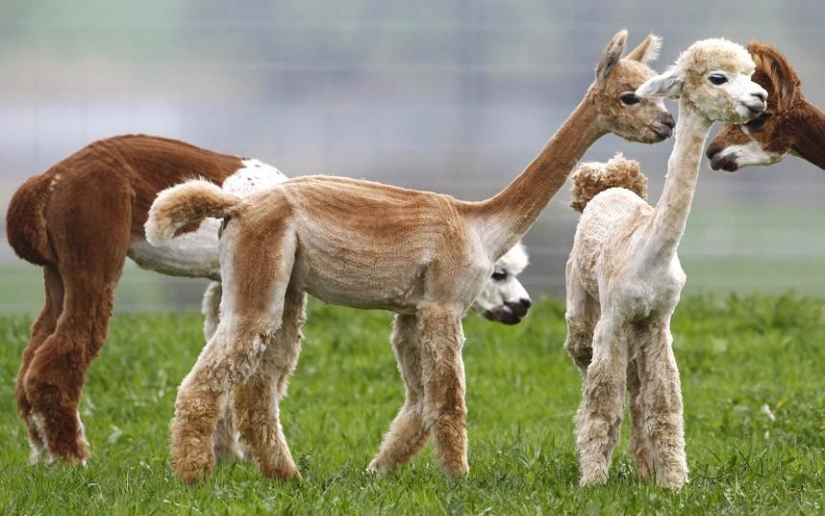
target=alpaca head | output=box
[636,38,767,125]
[471,242,531,325]
[588,30,676,143]
[705,43,802,171]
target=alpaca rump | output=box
[149,29,676,484]
[564,38,766,490]
[707,42,825,171]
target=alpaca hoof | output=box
[174,459,214,485]
[366,458,390,476]
[579,469,609,487]
[260,462,303,481]
[443,462,470,480]
[655,471,688,490]
[172,440,216,484]
[51,442,90,466]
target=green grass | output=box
[1,295,823,515]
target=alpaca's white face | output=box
[696,69,768,124]
[471,243,531,325]
[706,130,785,171]
[635,39,768,125]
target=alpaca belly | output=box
[128,219,222,280]
[298,258,424,314]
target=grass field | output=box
[0,295,823,514]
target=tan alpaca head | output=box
[589,30,675,143]
[706,43,801,171]
[636,38,767,124]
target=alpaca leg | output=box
[642,322,688,489]
[368,314,428,475]
[575,317,627,486]
[627,358,652,480]
[171,320,275,483]
[202,281,222,342]
[23,270,122,464]
[22,192,131,464]
[563,264,600,378]
[234,286,306,480]
[171,228,294,483]
[419,305,468,479]
[16,264,64,463]
[200,281,244,462]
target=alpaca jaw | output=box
[707,138,785,171]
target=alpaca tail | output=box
[145,179,241,246]
[6,174,55,266]
[569,153,648,213]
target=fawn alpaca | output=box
[146,29,674,483]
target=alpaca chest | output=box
[609,258,686,319]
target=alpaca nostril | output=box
[521,298,532,310]
[660,113,676,129]
[706,142,722,160]
[752,90,768,103]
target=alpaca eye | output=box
[620,93,641,106]
[708,74,728,85]
[491,269,507,281]
[744,112,768,130]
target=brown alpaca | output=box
[5,134,289,464]
[145,29,675,484]
[706,42,825,171]
[6,135,533,465]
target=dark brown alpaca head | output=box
[706,42,809,171]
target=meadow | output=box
[0,294,822,515]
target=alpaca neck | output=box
[471,91,604,258]
[644,98,713,262]
[790,99,825,170]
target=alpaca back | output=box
[569,153,648,213]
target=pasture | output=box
[0,294,822,514]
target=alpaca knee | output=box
[564,321,594,375]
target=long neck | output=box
[643,98,713,262]
[470,91,605,257]
[790,99,825,170]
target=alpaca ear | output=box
[596,29,628,86]
[748,42,800,111]
[626,33,662,65]
[636,69,683,99]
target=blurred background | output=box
[2,0,824,313]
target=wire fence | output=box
[3,1,825,313]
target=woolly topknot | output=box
[569,153,647,213]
